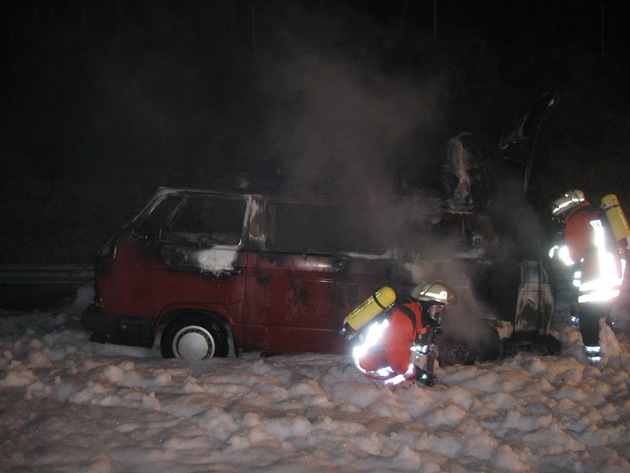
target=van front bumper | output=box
[82,304,154,348]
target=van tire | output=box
[436,335,477,367]
[437,326,501,367]
[161,313,228,360]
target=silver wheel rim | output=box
[172,325,215,360]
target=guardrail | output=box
[0,264,94,286]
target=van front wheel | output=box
[161,314,228,360]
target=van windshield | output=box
[134,193,246,247]
[265,201,386,254]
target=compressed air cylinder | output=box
[339,286,396,340]
[601,194,630,244]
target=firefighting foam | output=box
[2,293,630,472]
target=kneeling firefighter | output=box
[340,282,457,388]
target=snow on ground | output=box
[1,286,630,473]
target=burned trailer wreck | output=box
[82,187,558,364]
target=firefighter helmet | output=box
[551,190,585,220]
[417,281,458,305]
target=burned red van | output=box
[83,187,558,363]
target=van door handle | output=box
[223,268,244,277]
[201,268,244,279]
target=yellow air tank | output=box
[338,286,396,340]
[601,194,630,245]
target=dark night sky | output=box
[1,0,629,263]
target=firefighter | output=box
[551,190,625,363]
[351,281,457,388]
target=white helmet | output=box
[417,281,458,305]
[551,190,585,219]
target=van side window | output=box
[266,202,384,254]
[134,194,246,246]
[133,195,182,241]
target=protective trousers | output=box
[579,303,611,362]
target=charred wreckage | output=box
[82,90,562,366]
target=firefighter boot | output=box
[415,369,435,387]
[584,345,603,364]
[415,351,437,387]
